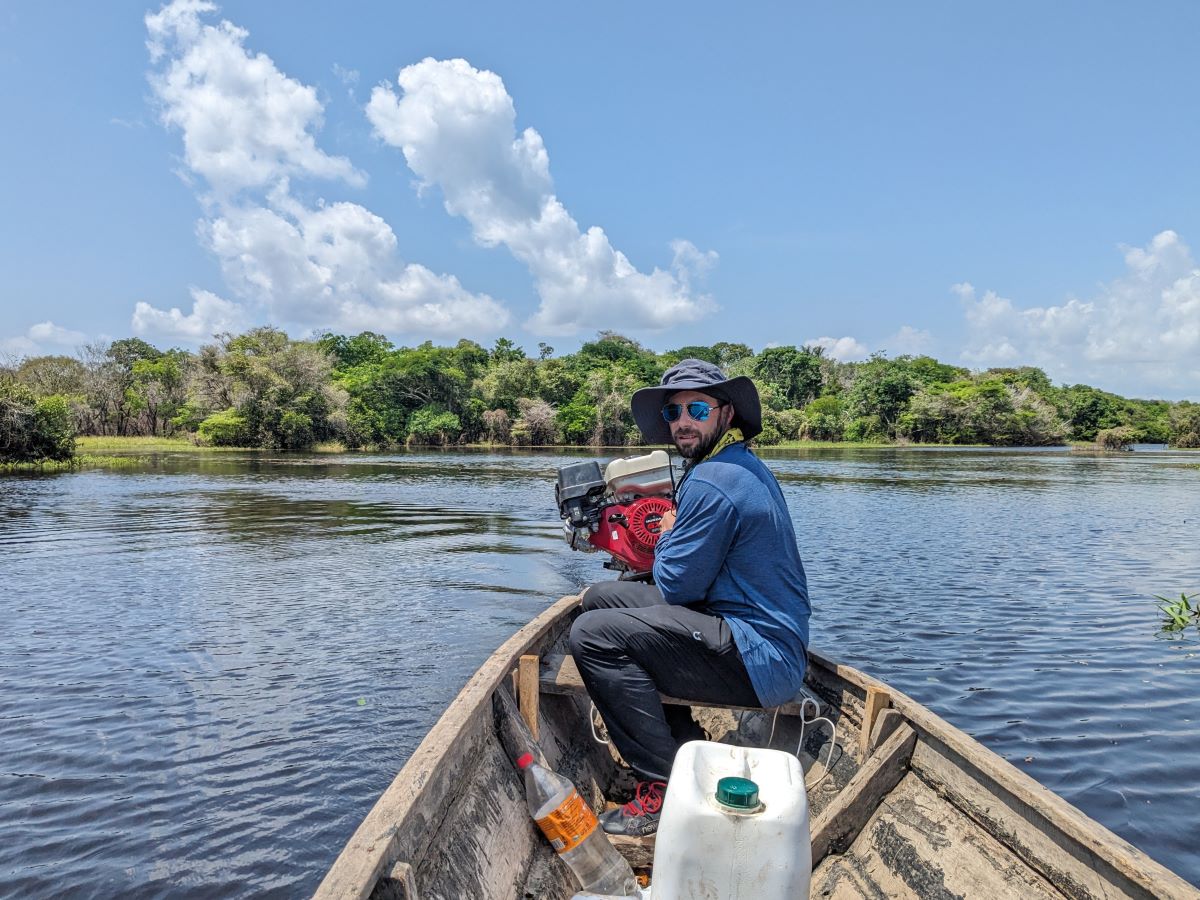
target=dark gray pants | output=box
[567,581,760,783]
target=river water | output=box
[1,447,1198,896]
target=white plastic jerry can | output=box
[650,741,812,900]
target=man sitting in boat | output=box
[568,358,812,836]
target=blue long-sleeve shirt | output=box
[652,442,810,707]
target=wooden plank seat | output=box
[536,652,825,719]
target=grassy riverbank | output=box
[9,437,1189,474]
[78,436,215,452]
[71,435,1032,454]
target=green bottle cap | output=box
[715,776,760,809]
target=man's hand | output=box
[658,508,677,533]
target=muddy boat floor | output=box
[813,770,1062,899]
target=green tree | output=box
[753,346,824,408]
[190,328,347,449]
[317,331,393,368]
[126,351,187,435]
[16,355,87,398]
[513,398,557,445]
[845,354,918,439]
[490,337,526,364]
[800,396,845,441]
[574,332,663,386]
[482,408,512,443]
[197,409,251,446]
[0,378,75,462]
[476,358,538,413]
[1061,385,1123,441]
[984,366,1053,395]
[535,358,583,407]
[898,379,1065,445]
[1096,426,1137,450]
[556,390,598,445]
[1170,402,1200,448]
[712,342,754,368]
[908,356,971,386]
[406,406,461,445]
[662,345,722,366]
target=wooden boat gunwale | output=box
[315,595,1198,900]
[315,595,583,899]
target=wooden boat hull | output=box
[316,595,1197,900]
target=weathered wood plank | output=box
[807,647,1199,900]
[810,723,917,865]
[912,736,1199,900]
[868,707,904,754]
[493,684,548,770]
[407,735,545,900]
[371,862,418,900]
[314,595,582,900]
[811,771,1064,900]
[608,833,655,868]
[859,687,891,758]
[518,654,540,741]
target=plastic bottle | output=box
[516,753,637,896]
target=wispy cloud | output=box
[881,325,933,356]
[957,230,1200,397]
[332,63,359,100]
[0,321,90,359]
[135,0,507,345]
[366,57,718,336]
[806,335,869,361]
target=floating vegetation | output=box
[1156,592,1200,635]
[0,454,148,474]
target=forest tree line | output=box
[2,327,1199,461]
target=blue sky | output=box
[2,1,1198,399]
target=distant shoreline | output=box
[71,435,1193,454]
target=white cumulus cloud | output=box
[957,230,1200,397]
[807,335,869,361]
[202,191,508,334]
[139,1,507,342]
[146,0,363,196]
[366,57,717,336]
[133,288,245,341]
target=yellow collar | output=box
[698,426,744,464]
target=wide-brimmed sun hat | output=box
[632,358,762,444]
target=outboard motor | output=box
[555,451,675,576]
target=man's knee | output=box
[581,581,634,611]
[580,583,610,612]
[567,612,590,659]
[581,579,661,612]
[568,609,611,662]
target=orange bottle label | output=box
[534,789,597,854]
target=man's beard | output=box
[674,426,725,461]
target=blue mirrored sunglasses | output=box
[662,400,726,423]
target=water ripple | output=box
[1,447,1198,894]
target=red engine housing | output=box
[587,496,674,574]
